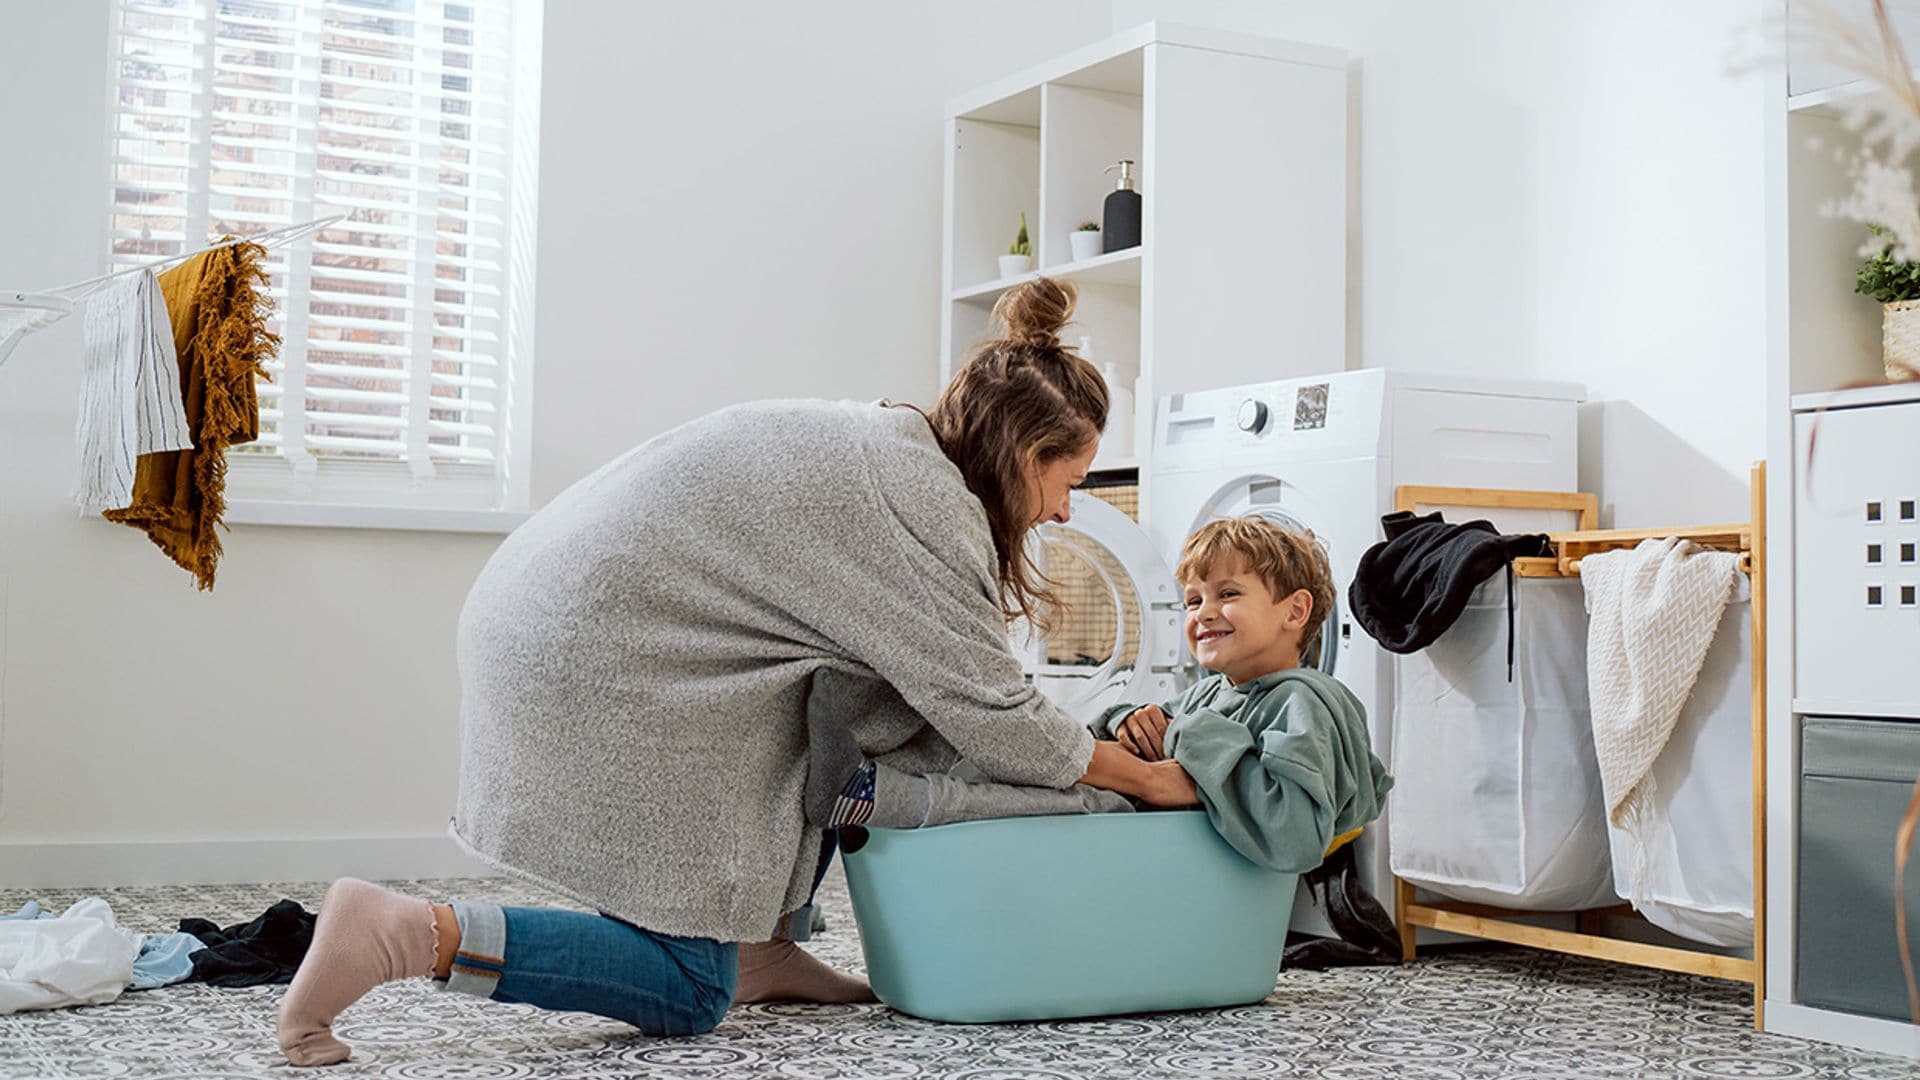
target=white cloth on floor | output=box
[1581,536,1742,904]
[73,270,192,513]
[0,897,141,1015]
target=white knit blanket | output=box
[1581,537,1742,903]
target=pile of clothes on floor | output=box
[1,897,314,1014]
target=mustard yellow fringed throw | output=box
[104,242,279,589]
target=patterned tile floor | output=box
[2,868,1916,1079]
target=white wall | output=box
[1114,0,1771,527]
[0,0,1774,879]
[530,2,1112,500]
[0,0,1109,878]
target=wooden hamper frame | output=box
[1387,463,1768,1029]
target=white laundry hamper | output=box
[1390,572,1756,948]
[1389,576,1619,911]
[1599,575,1755,948]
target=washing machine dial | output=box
[1236,398,1269,434]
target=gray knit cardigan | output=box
[448,399,1094,941]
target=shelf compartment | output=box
[1040,80,1143,265]
[1786,108,1892,396]
[946,256,1142,451]
[950,117,1039,292]
[948,273,1140,369]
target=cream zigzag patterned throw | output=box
[1581,537,1742,904]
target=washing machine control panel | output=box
[1220,377,1368,446]
[1232,379,1355,442]
[1156,372,1388,470]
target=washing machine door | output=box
[1015,490,1186,724]
[1189,475,1342,678]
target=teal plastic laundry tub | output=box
[840,810,1297,1023]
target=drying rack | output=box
[1387,462,1768,1029]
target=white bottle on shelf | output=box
[1083,335,1134,460]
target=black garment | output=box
[1282,843,1402,970]
[1347,510,1552,656]
[180,899,316,987]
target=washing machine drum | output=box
[1187,476,1341,677]
[1016,492,1185,724]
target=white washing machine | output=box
[1017,368,1583,938]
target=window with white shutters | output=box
[105,0,541,512]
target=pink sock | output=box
[276,879,441,1067]
[732,939,878,1004]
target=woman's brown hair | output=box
[919,277,1108,628]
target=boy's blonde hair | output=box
[1176,517,1337,654]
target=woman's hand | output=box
[1114,705,1170,761]
[1137,759,1201,808]
[1077,741,1201,807]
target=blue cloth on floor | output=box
[130,932,205,990]
[5,900,205,989]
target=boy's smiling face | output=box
[1181,555,1313,685]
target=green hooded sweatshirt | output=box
[1092,668,1393,873]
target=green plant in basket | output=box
[1857,226,1920,303]
[1077,221,1100,232]
[1008,212,1031,257]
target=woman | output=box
[275,278,1199,1066]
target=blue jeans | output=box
[439,832,839,1034]
[441,902,738,1035]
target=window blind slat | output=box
[109,0,525,483]
[269,358,410,380]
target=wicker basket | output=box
[1884,300,1920,381]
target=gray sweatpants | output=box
[869,759,1135,828]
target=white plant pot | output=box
[1069,231,1103,262]
[1885,300,1920,382]
[998,254,1032,279]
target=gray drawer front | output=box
[1797,717,1920,1021]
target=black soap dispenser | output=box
[1102,159,1141,253]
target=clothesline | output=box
[2,290,74,312]
[0,214,344,371]
[45,213,346,301]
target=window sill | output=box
[222,500,532,534]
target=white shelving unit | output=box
[940,22,1348,490]
[1762,27,1920,1058]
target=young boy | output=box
[807,517,1391,867]
[1091,516,1393,874]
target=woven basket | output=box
[1884,300,1920,381]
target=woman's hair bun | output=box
[991,276,1077,348]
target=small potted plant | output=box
[998,212,1033,279]
[1856,226,1920,381]
[1070,221,1102,262]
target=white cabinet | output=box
[1765,43,1920,1057]
[940,22,1348,490]
[1792,398,1920,715]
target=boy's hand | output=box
[1115,705,1170,761]
[1139,759,1200,808]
